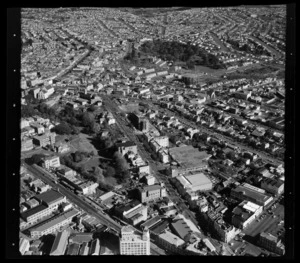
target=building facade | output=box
[138,184,166,203]
[42,156,61,169]
[119,226,150,255]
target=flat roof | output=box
[21,204,48,220]
[34,190,64,206]
[149,220,169,235]
[159,231,185,247]
[69,233,93,244]
[30,209,79,232]
[141,184,162,192]
[116,199,141,214]
[141,215,162,229]
[171,218,193,240]
[50,230,69,255]
[232,185,272,203]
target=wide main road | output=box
[103,96,202,229]
[24,163,164,255]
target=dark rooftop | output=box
[21,204,48,221]
[34,190,64,206]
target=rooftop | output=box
[69,233,93,244]
[170,218,193,241]
[50,229,70,255]
[34,190,64,206]
[30,208,80,232]
[159,230,185,247]
[232,184,272,204]
[21,204,48,220]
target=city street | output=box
[23,163,165,255]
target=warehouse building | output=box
[174,172,213,198]
[29,208,80,239]
[50,229,70,256]
[231,201,263,229]
[230,183,273,207]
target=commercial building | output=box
[167,146,211,177]
[174,172,213,198]
[138,184,166,203]
[140,215,162,230]
[19,237,30,255]
[42,155,60,169]
[157,230,185,254]
[119,225,150,255]
[261,178,284,196]
[21,190,66,225]
[116,141,137,156]
[170,217,194,242]
[37,86,55,100]
[128,113,149,132]
[115,200,148,226]
[232,201,263,229]
[231,183,273,207]
[259,232,285,255]
[32,132,56,147]
[78,181,99,195]
[49,230,70,256]
[29,208,80,239]
[89,239,100,255]
[204,209,240,243]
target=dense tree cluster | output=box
[136,40,226,69]
[52,122,79,135]
[113,152,130,183]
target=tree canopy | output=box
[137,40,226,69]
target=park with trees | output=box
[125,39,226,70]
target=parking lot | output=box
[243,197,284,239]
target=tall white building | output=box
[119,226,150,255]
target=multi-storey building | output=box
[259,232,285,255]
[19,238,30,255]
[32,132,56,147]
[115,200,148,226]
[29,208,80,239]
[232,201,263,229]
[119,226,150,255]
[116,141,138,156]
[21,190,66,225]
[157,230,185,254]
[42,155,60,169]
[261,178,284,196]
[138,184,166,203]
[231,183,273,207]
